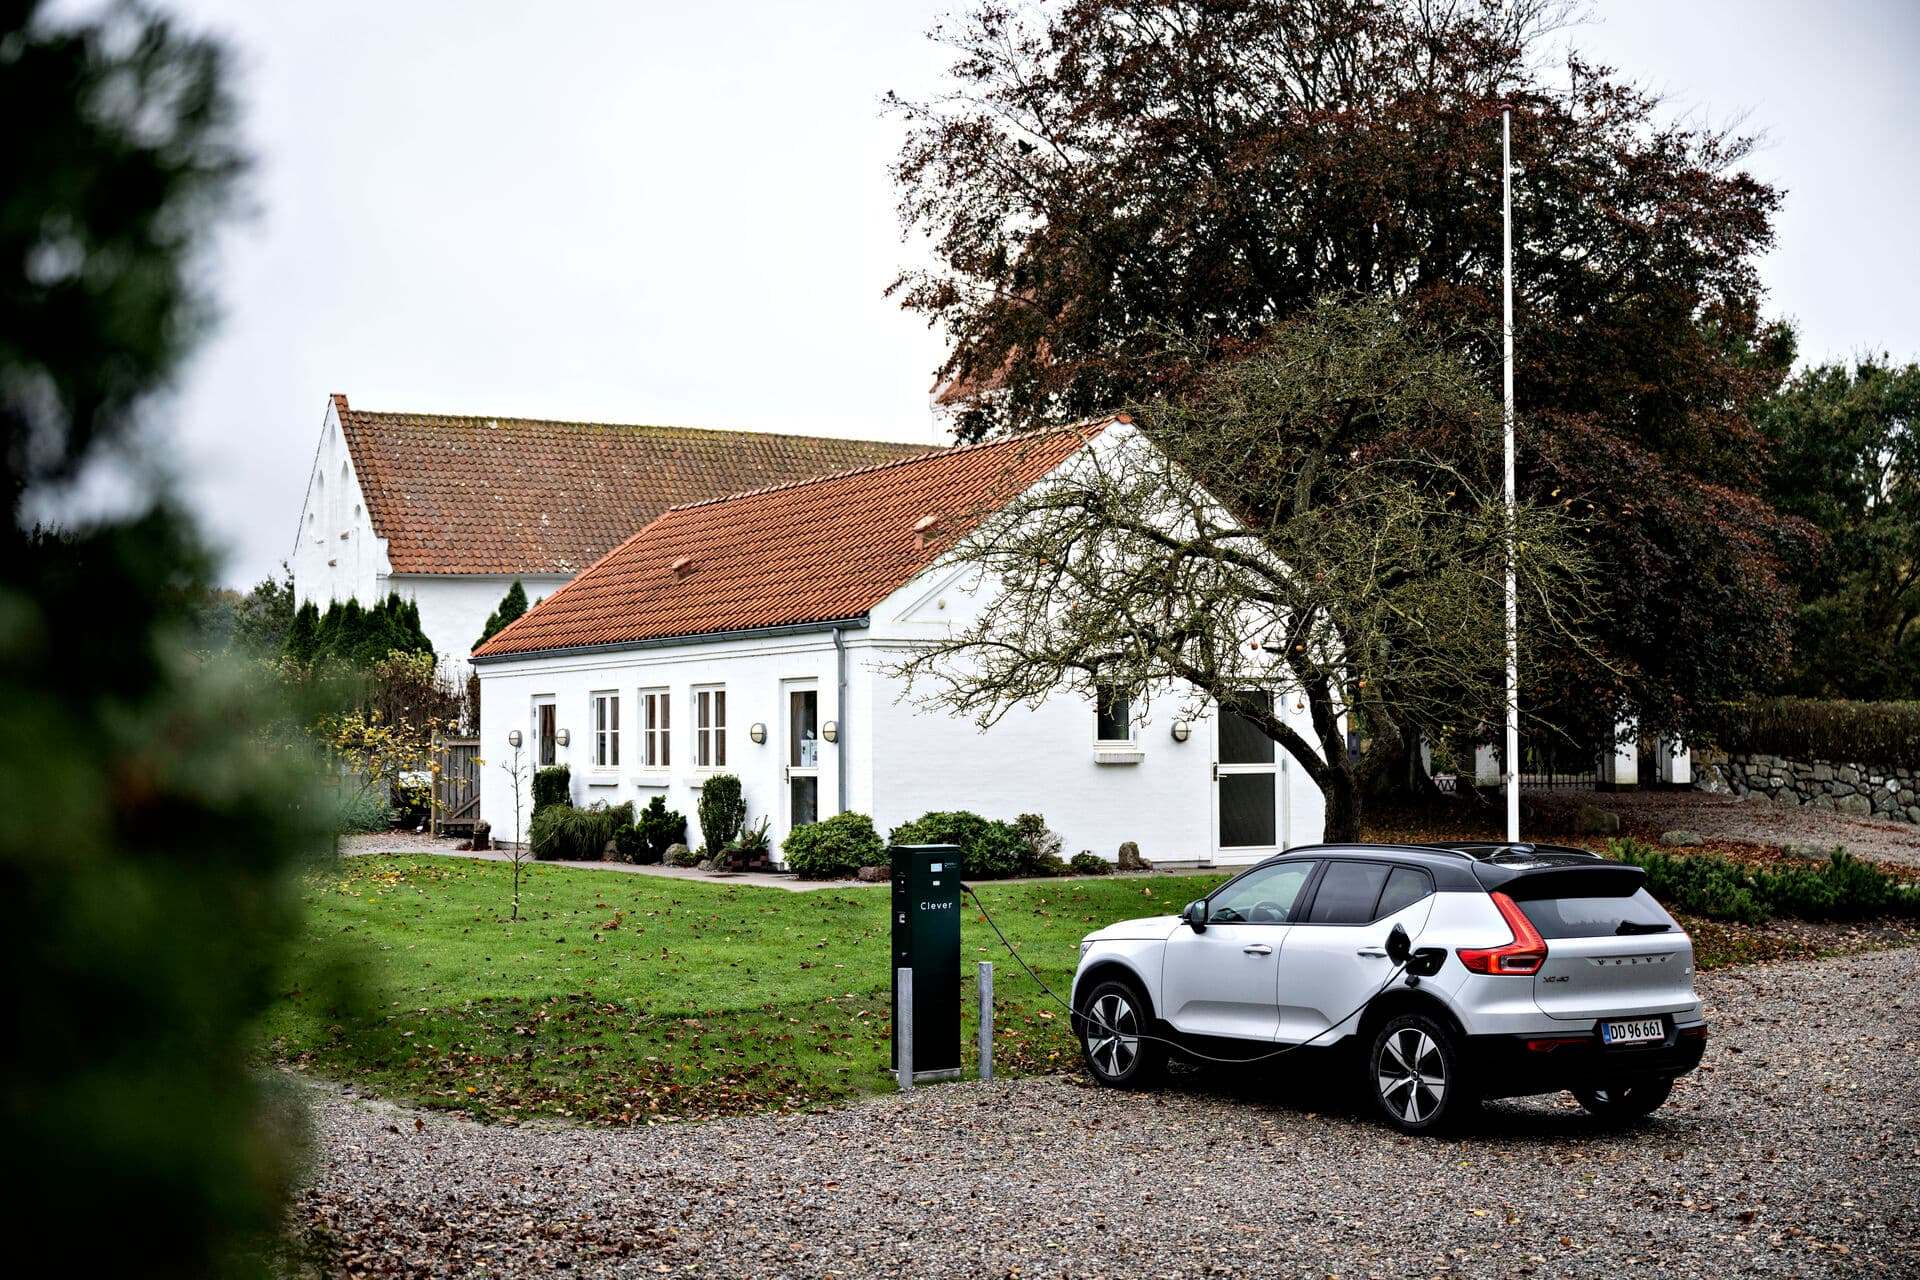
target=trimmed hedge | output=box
[783,812,884,879]
[530,800,633,862]
[1697,698,1920,772]
[888,810,1026,879]
[1607,837,1920,924]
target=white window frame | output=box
[694,686,727,769]
[591,690,620,769]
[637,687,670,769]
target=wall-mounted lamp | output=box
[507,729,523,748]
[822,720,839,744]
[749,722,767,745]
[1170,720,1192,743]
[555,727,570,747]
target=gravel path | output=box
[293,946,1920,1278]
[1528,789,1920,867]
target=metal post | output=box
[1501,0,1522,844]
[977,961,994,1081]
[895,966,914,1090]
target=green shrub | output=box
[1607,837,1920,923]
[634,795,687,864]
[333,789,391,834]
[530,800,633,862]
[783,812,885,879]
[532,765,572,813]
[1070,851,1114,876]
[611,824,645,864]
[669,844,702,868]
[1014,813,1064,876]
[697,774,747,854]
[888,810,1025,879]
[1697,698,1920,771]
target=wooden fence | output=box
[433,737,481,835]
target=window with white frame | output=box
[1095,683,1133,743]
[638,688,670,768]
[592,691,620,768]
[695,687,727,768]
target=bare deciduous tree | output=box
[892,296,1595,841]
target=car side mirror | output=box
[1386,923,1411,965]
[1182,899,1208,934]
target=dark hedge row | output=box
[1697,698,1920,772]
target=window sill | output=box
[1092,746,1145,765]
[584,774,620,788]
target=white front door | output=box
[784,683,821,829]
[1159,860,1318,1040]
[1214,690,1287,861]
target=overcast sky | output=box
[143,0,1920,588]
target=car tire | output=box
[1367,1013,1474,1134]
[1573,1077,1674,1121]
[1076,979,1166,1088]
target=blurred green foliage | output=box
[3,2,329,1273]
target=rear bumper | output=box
[1464,1018,1707,1098]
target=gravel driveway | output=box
[294,945,1919,1278]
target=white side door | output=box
[1275,862,1437,1043]
[1159,861,1318,1041]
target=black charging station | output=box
[890,843,962,1083]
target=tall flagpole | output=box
[1502,7,1521,844]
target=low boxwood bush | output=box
[532,765,572,813]
[783,812,885,879]
[1069,851,1113,876]
[888,810,1026,879]
[1607,837,1920,923]
[1696,698,1920,772]
[530,799,633,862]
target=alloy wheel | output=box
[1086,991,1140,1078]
[1377,1026,1447,1124]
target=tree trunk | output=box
[1322,765,1363,843]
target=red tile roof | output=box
[472,420,1119,658]
[331,394,939,576]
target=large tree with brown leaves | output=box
[890,0,1813,749]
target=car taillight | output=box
[1457,892,1548,975]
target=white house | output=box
[291,394,935,672]
[473,420,1326,864]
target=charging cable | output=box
[963,883,1411,1067]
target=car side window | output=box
[1374,866,1434,920]
[1207,862,1316,924]
[1304,861,1392,925]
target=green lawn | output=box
[266,856,1231,1124]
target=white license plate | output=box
[1602,1018,1665,1046]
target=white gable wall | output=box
[396,573,575,676]
[291,397,387,610]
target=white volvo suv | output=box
[1070,843,1707,1132]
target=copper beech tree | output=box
[894,297,1593,841]
[891,0,1811,748]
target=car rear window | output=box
[1515,888,1676,939]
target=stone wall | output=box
[1695,749,1920,824]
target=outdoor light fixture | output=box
[1170,720,1192,743]
[749,722,767,745]
[555,728,570,747]
[507,730,522,748]
[822,720,839,744]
